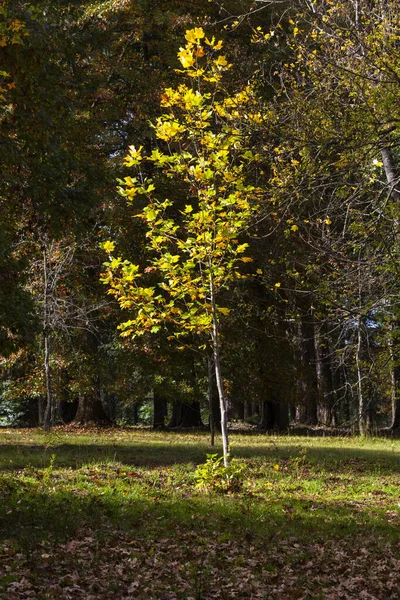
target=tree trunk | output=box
[243,401,251,421]
[210,272,229,466]
[259,400,275,430]
[74,392,110,425]
[26,398,40,427]
[390,368,400,429]
[153,390,167,429]
[314,321,334,426]
[381,147,400,428]
[132,403,139,425]
[356,315,366,435]
[207,355,215,446]
[168,400,203,428]
[57,398,78,424]
[381,147,400,202]
[38,396,46,426]
[387,323,400,429]
[295,313,318,425]
[43,245,53,432]
[259,399,289,430]
[295,403,307,424]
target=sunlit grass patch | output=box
[1,428,400,598]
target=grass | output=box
[1,427,400,598]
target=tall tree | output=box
[102,28,264,463]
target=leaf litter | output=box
[1,528,400,599]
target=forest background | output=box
[1,0,400,438]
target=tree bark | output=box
[387,323,400,429]
[38,396,46,426]
[356,314,366,435]
[207,355,215,446]
[210,272,229,466]
[314,320,334,426]
[74,392,110,425]
[381,147,400,202]
[259,400,275,430]
[43,245,53,432]
[168,400,203,428]
[57,398,78,423]
[153,390,167,429]
[295,313,318,425]
[390,366,400,429]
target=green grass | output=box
[1,427,400,598]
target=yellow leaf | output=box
[178,47,195,68]
[124,175,134,185]
[291,224,299,232]
[274,282,281,288]
[155,119,185,141]
[185,27,205,44]
[215,55,228,67]
[101,241,115,253]
[124,145,143,166]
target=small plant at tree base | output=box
[289,447,309,477]
[194,453,246,493]
[42,453,56,487]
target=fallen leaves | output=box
[2,529,400,599]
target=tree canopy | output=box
[0,0,400,436]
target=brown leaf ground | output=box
[2,528,400,599]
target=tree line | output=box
[1,0,399,437]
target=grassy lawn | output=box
[1,427,400,599]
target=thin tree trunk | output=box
[43,246,53,432]
[390,366,400,430]
[207,355,215,446]
[381,125,400,428]
[38,396,46,426]
[209,273,229,467]
[356,314,365,435]
[133,403,139,425]
[314,321,334,426]
[355,254,368,436]
[381,147,400,202]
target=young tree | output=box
[101,28,264,465]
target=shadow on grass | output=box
[0,476,399,548]
[1,439,400,474]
